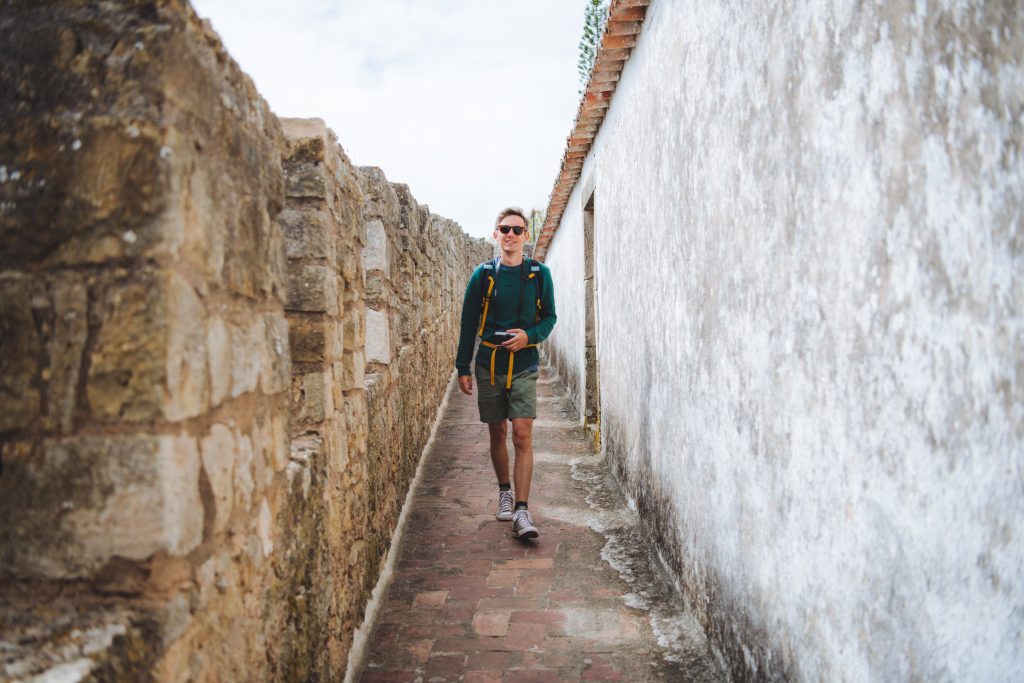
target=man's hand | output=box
[500,329,529,352]
[458,374,474,395]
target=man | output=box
[456,207,557,539]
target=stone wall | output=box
[543,0,1024,680]
[274,118,371,680]
[0,3,484,680]
[359,167,491,570]
[0,1,292,679]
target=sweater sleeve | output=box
[525,265,557,345]
[455,267,483,376]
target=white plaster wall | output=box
[543,195,587,415]
[543,0,1024,679]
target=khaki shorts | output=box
[474,364,538,423]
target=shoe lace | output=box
[498,491,513,513]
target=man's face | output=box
[494,215,528,253]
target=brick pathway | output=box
[354,368,723,682]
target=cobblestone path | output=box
[354,368,724,682]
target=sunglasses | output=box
[497,224,525,235]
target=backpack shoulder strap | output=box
[477,257,500,337]
[526,259,544,321]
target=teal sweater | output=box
[456,258,557,376]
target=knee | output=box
[489,422,508,440]
[511,426,531,450]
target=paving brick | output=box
[502,669,563,683]
[511,610,566,625]
[495,558,553,570]
[464,672,502,683]
[425,652,468,679]
[515,576,553,597]
[401,623,466,639]
[486,569,520,588]
[412,589,448,610]
[380,639,432,667]
[582,654,624,680]
[472,610,511,636]
[360,669,419,683]
[476,597,544,611]
[541,652,575,668]
[352,370,707,682]
[465,651,514,669]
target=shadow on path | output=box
[353,366,726,682]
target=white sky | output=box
[190,0,585,239]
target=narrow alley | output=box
[352,367,725,682]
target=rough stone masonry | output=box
[0,1,488,680]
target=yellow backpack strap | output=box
[530,263,542,322]
[477,259,497,337]
[481,339,537,387]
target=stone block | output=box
[365,309,391,364]
[164,272,208,421]
[248,415,272,492]
[87,270,206,422]
[85,273,162,421]
[285,165,327,199]
[200,424,235,535]
[207,315,232,407]
[223,196,288,302]
[260,312,291,394]
[45,277,89,434]
[289,317,327,364]
[364,273,387,307]
[0,435,202,579]
[280,207,330,259]
[338,351,365,392]
[0,273,90,435]
[196,550,232,609]
[287,435,319,499]
[363,219,389,273]
[257,498,274,558]
[325,416,349,474]
[339,245,362,288]
[344,396,368,454]
[356,166,401,226]
[345,305,365,350]
[329,319,346,361]
[292,372,329,424]
[281,118,329,163]
[269,411,290,473]
[229,318,263,399]
[287,264,339,315]
[235,431,255,513]
[0,274,43,432]
[1,120,170,269]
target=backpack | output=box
[476,256,543,339]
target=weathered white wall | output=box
[544,198,586,414]
[543,0,1024,680]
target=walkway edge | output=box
[343,371,459,683]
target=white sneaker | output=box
[496,490,514,521]
[512,509,538,539]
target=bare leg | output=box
[487,421,510,484]
[510,418,534,502]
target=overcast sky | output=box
[190,0,585,239]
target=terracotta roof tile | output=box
[536,0,650,261]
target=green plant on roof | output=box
[577,0,609,91]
